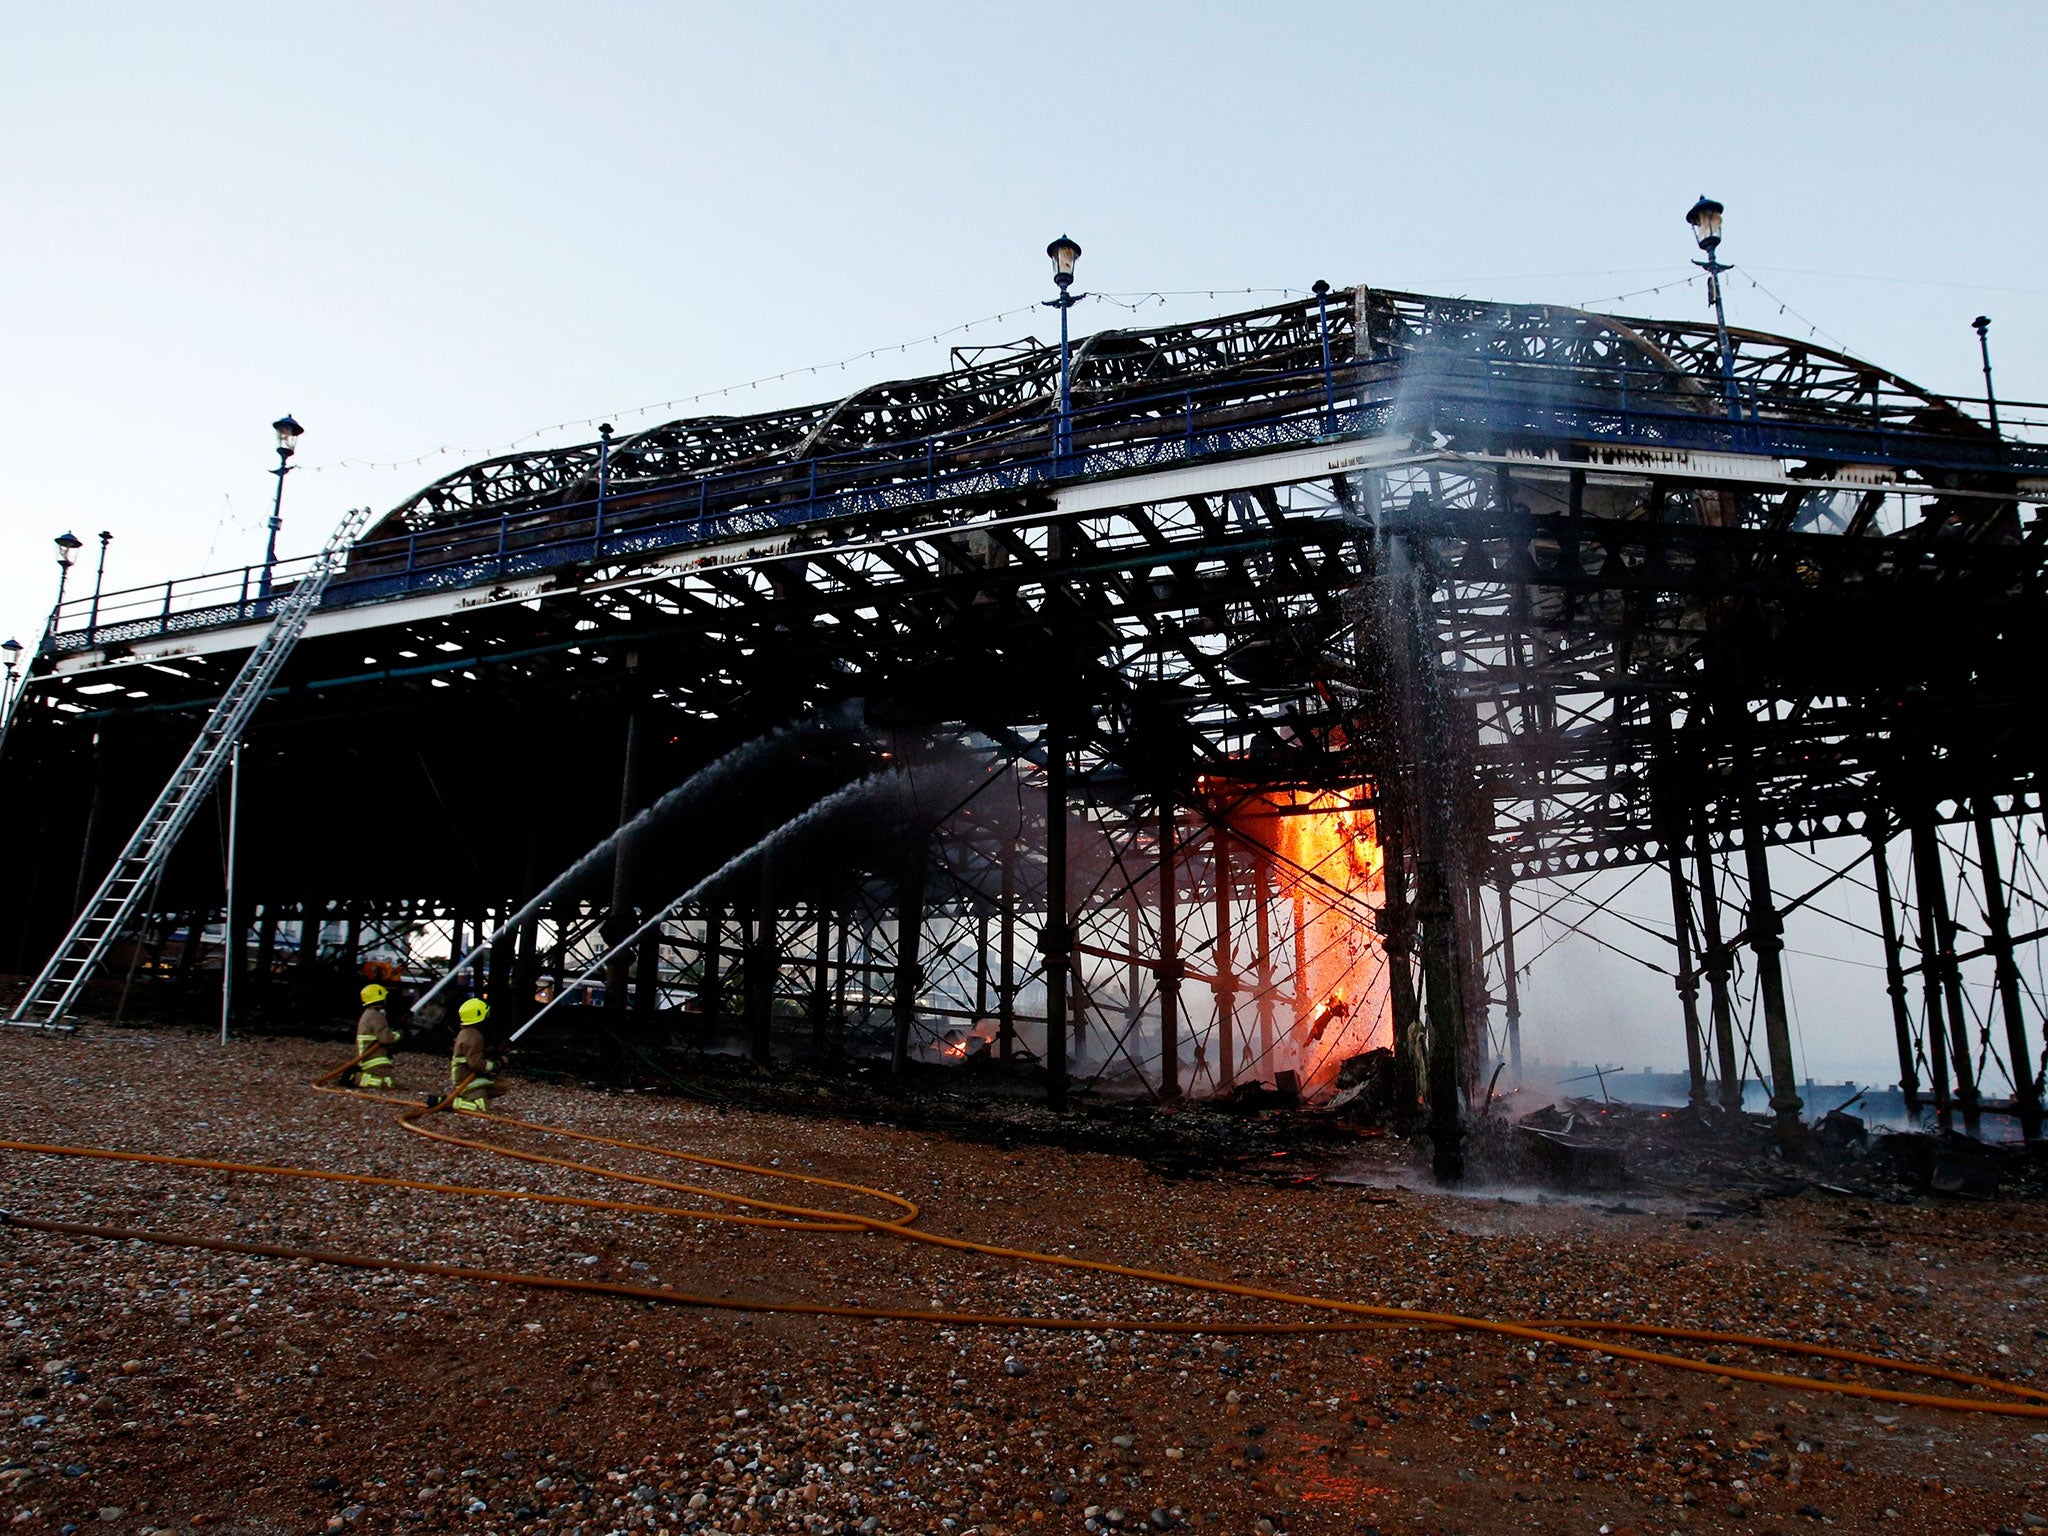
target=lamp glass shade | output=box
[1686,197,1724,251]
[272,414,304,452]
[1046,235,1082,282]
[55,532,82,554]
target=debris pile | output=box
[1457,1093,2045,1203]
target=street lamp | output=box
[1685,196,1742,421]
[260,413,304,599]
[2,638,21,712]
[87,531,112,642]
[1972,316,2001,438]
[52,532,83,632]
[1044,235,1084,463]
[1311,279,1338,431]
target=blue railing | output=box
[47,354,2048,656]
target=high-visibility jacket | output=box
[356,1007,400,1085]
[449,1024,499,1111]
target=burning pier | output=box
[3,282,2044,1183]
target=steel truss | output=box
[5,284,2045,1175]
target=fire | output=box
[1221,784,1391,1097]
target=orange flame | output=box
[1220,784,1390,1097]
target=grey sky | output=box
[3,2,2042,1082]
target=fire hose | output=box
[2,1046,2045,1419]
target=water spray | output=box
[410,704,863,1021]
[509,772,906,1042]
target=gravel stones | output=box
[0,1026,2043,1534]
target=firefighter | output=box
[355,983,401,1089]
[449,997,502,1113]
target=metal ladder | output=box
[7,506,374,1029]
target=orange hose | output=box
[400,1098,2048,1412]
[3,1043,2042,1418]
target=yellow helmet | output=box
[360,983,389,1006]
[458,997,490,1026]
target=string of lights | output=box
[1575,272,1700,309]
[303,299,1050,476]
[1088,286,1310,310]
[1739,272,1858,355]
[302,288,1313,480]
[1746,264,2048,299]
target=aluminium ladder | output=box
[7,505,375,1029]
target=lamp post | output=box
[1972,316,2001,438]
[260,414,304,599]
[51,532,83,635]
[1685,197,1743,422]
[2,638,21,711]
[87,531,112,643]
[1311,279,1338,432]
[1044,235,1084,464]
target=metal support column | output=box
[1909,817,1956,1131]
[508,831,541,1036]
[1123,879,1143,1053]
[1914,815,1980,1129]
[1212,829,1236,1092]
[1663,839,1709,1112]
[1416,847,1466,1182]
[831,911,850,1055]
[891,847,926,1077]
[1290,885,1310,1071]
[1406,566,1469,1181]
[604,686,644,1023]
[1043,718,1071,1107]
[974,911,990,1021]
[747,808,778,1068]
[253,905,279,997]
[1692,813,1742,1114]
[1497,879,1523,1088]
[745,903,776,1069]
[1460,870,1491,1097]
[1379,805,1421,1116]
[997,842,1017,1061]
[699,903,724,1034]
[1973,799,2040,1142]
[1157,797,1181,1101]
[1868,811,1922,1120]
[487,900,515,1012]
[1253,850,1276,1083]
[296,892,322,984]
[220,740,243,1044]
[632,920,661,1032]
[175,908,206,995]
[1738,787,1804,1135]
[809,885,833,1059]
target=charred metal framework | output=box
[5,284,2045,1179]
